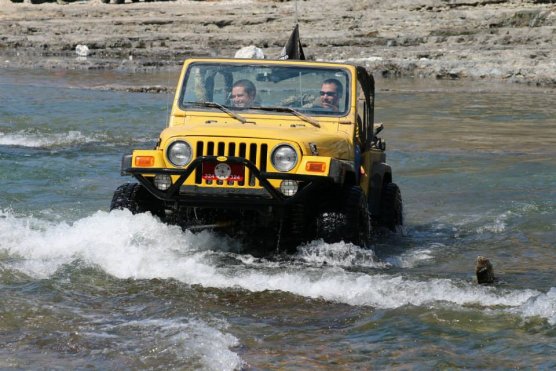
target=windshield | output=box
[179,62,351,116]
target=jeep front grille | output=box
[193,140,268,187]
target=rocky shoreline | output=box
[1,0,555,87]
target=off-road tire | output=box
[278,203,314,252]
[110,183,164,218]
[316,186,371,247]
[378,182,403,231]
[341,186,372,247]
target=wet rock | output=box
[476,256,496,284]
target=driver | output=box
[230,79,256,108]
[319,78,342,112]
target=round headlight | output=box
[167,141,192,167]
[271,145,298,172]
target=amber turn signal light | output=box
[305,162,326,173]
[135,156,155,167]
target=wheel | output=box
[316,186,371,247]
[110,183,164,218]
[278,203,315,252]
[378,183,403,231]
[341,186,372,247]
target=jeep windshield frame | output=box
[178,62,352,117]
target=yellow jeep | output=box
[110,58,403,252]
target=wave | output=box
[0,129,156,149]
[1,209,554,325]
[383,243,440,268]
[0,130,104,148]
[96,317,243,370]
[432,201,550,239]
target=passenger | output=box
[319,78,343,112]
[230,79,256,108]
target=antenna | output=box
[295,0,298,25]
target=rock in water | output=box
[476,256,495,284]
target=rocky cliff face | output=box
[0,0,554,86]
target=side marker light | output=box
[135,156,155,167]
[306,162,326,173]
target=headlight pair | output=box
[168,141,298,173]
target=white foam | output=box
[511,287,556,325]
[0,130,103,148]
[0,209,220,279]
[1,209,554,324]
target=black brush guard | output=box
[122,155,349,209]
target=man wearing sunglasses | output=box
[319,78,343,112]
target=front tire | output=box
[342,186,372,247]
[277,203,315,252]
[110,183,164,218]
[316,186,371,247]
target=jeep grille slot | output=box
[259,144,268,173]
[248,144,257,186]
[192,140,268,187]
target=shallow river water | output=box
[1,69,555,369]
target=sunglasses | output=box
[320,91,337,97]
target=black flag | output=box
[279,24,306,60]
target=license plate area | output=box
[202,161,245,182]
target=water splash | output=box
[511,288,556,325]
[1,209,555,325]
[294,240,388,268]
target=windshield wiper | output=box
[184,101,247,124]
[251,106,321,128]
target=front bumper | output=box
[121,154,351,208]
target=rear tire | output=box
[378,183,403,231]
[110,183,164,218]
